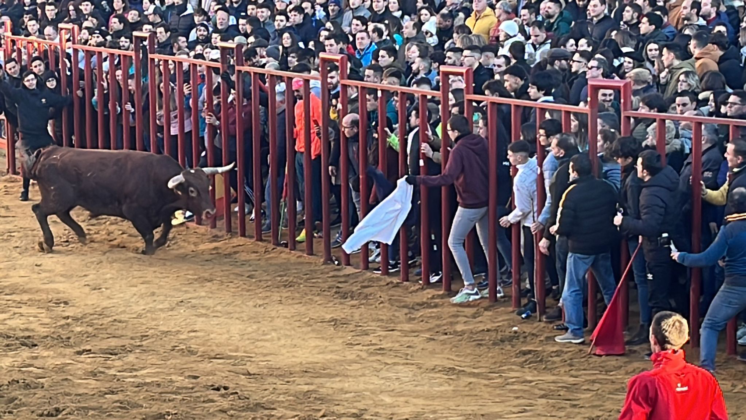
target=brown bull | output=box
[27,146,233,255]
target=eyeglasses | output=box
[726,102,743,107]
[588,66,600,70]
[571,59,586,64]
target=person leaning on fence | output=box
[405,114,501,304]
[552,153,620,344]
[499,140,538,314]
[0,68,72,202]
[614,150,682,348]
[609,136,652,347]
[673,187,746,371]
[619,311,728,420]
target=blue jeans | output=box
[562,252,617,337]
[628,238,651,325]
[700,283,746,371]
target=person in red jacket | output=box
[619,311,728,420]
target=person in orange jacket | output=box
[291,77,323,242]
[619,311,728,420]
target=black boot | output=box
[625,323,650,346]
[19,190,29,202]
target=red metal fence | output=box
[3,29,744,356]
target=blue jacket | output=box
[356,43,378,67]
[678,216,746,287]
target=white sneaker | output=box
[482,286,505,299]
[450,287,482,304]
[368,247,381,263]
[737,324,746,341]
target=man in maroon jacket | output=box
[619,311,728,420]
[405,114,500,303]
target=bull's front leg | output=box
[122,205,156,255]
[31,203,55,253]
[154,220,173,249]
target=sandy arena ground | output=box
[1,175,746,420]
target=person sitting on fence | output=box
[619,311,727,419]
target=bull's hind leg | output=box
[31,203,54,253]
[57,210,87,244]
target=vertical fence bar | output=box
[319,65,332,262]
[398,90,409,282]
[234,58,246,238]
[302,79,313,255]
[691,122,703,349]
[58,29,71,147]
[418,95,430,284]
[358,86,369,269]
[84,51,94,148]
[337,58,350,266]
[439,78,451,292]
[587,82,600,329]
[108,53,118,150]
[249,68,262,241]
[147,54,158,154]
[161,59,172,158]
[204,69,217,229]
[190,63,200,169]
[267,74,280,245]
[655,118,667,166]
[511,104,522,309]
[250,69,262,241]
[175,61,186,166]
[218,51,231,233]
[132,33,147,152]
[487,101,498,302]
[285,75,297,251]
[95,51,105,149]
[377,91,389,275]
[121,55,131,150]
[534,106,546,319]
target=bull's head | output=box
[167,163,235,219]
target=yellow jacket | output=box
[703,183,728,206]
[466,8,498,43]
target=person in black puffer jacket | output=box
[710,33,742,91]
[0,69,72,201]
[617,150,681,320]
[553,153,619,344]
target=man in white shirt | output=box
[500,140,539,315]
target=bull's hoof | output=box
[78,236,87,245]
[37,241,53,253]
[140,247,156,256]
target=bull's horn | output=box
[203,162,235,175]
[167,174,186,189]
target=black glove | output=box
[405,175,416,185]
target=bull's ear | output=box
[167,174,186,189]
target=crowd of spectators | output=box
[3,0,746,368]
